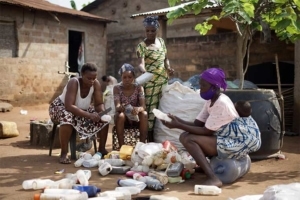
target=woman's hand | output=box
[167,68,175,76]
[132,107,141,115]
[88,112,101,122]
[161,114,180,129]
[116,104,125,113]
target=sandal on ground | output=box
[59,156,71,164]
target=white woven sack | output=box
[154,81,206,150]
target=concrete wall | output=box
[107,32,294,82]
[0,4,108,106]
[293,41,300,133]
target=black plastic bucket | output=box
[224,89,283,159]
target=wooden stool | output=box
[49,123,97,160]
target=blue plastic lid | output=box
[117,179,121,186]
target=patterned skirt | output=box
[49,97,107,138]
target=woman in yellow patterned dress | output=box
[136,16,174,142]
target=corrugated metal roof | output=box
[131,1,220,18]
[0,0,116,22]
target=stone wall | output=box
[0,4,108,106]
[107,32,294,82]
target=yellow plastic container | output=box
[119,145,134,160]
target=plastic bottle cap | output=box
[96,187,101,193]
[185,171,191,179]
[33,194,40,200]
[117,179,121,186]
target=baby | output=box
[235,100,252,117]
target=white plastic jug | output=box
[194,185,222,195]
[115,186,141,195]
[43,188,80,194]
[82,159,99,168]
[100,190,127,200]
[100,159,125,166]
[22,179,41,190]
[32,179,55,190]
[136,72,154,85]
[98,162,112,176]
[117,179,147,190]
[34,192,88,200]
[76,170,89,186]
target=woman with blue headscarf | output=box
[160,68,261,187]
[113,63,148,148]
[136,16,174,142]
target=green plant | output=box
[167,0,300,88]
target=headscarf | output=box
[118,63,135,76]
[143,16,160,29]
[200,68,227,90]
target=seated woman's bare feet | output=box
[59,154,71,164]
[201,177,223,187]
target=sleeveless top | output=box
[59,78,94,110]
[113,84,144,106]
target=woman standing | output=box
[113,64,148,147]
[136,16,174,142]
[49,63,109,164]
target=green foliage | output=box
[167,0,300,42]
[70,0,77,10]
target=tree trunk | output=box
[236,30,250,89]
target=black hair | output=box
[235,100,252,117]
[102,75,108,82]
[81,62,97,74]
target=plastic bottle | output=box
[149,195,180,200]
[22,179,41,190]
[87,197,116,200]
[119,145,134,160]
[115,186,141,195]
[117,179,147,190]
[72,185,101,197]
[148,171,169,185]
[168,176,182,183]
[135,72,154,85]
[100,191,127,200]
[43,188,80,194]
[133,173,147,183]
[152,109,172,122]
[82,159,99,168]
[166,162,184,177]
[83,170,92,180]
[74,153,93,167]
[52,178,76,189]
[144,176,164,191]
[99,159,125,167]
[111,166,131,174]
[32,179,55,190]
[162,140,177,152]
[124,104,139,122]
[126,171,147,177]
[194,185,222,195]
[180,168,191,180]
[98,162,112,176]
[76,170,89,186]
[33,192,88,200]
[209,155,251,184]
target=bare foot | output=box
[201,177,223,187]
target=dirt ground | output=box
[0,104,299,200]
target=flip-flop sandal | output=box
[59,157,71,164]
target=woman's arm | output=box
[64,79,92,118]
[134,86,146,114]
[93,80,105,113]
[137,54,146,73]
[113,86,124,113]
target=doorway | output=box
[68,30,85,74]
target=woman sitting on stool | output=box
[113,63,148,148]
[49,62,109,164]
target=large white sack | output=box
[154,81,206,150]
[260,183,300,200]
[103,85,116,125]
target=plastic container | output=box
[148,171,169,185]
[162,140,177,152]
[115,186,141,195]
[111,166,131,174]
[83,170,92,180]
[149,195,180,200]
[53,178,76,189]
[152,109,172,122]
[136,72,154,85]
[99,159,125,166]
[74,158,85,167]
[119,145,134,160]
[126,171,147,177]
[32,179,55,190]
[43,188,80,194]
[72,185,101,197]
[76,170,89,186]
[104,151,120,159]
[180,168,191,180]
[100,191,128,200]
[194,185,222,195]
[133,173,147,183]
[92,152,102,160]
[34,192,88,200]
[82,159,99,168]
[98,162,112,176]
[22,179,41,190]
[117,179,147,190]
[166,162,184,177]
[209,155,251,184]
[87,197,116,200]
[75,153,93,167]
[144,176,164,191]
[124,104,139,122]
[168,176,182,183]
